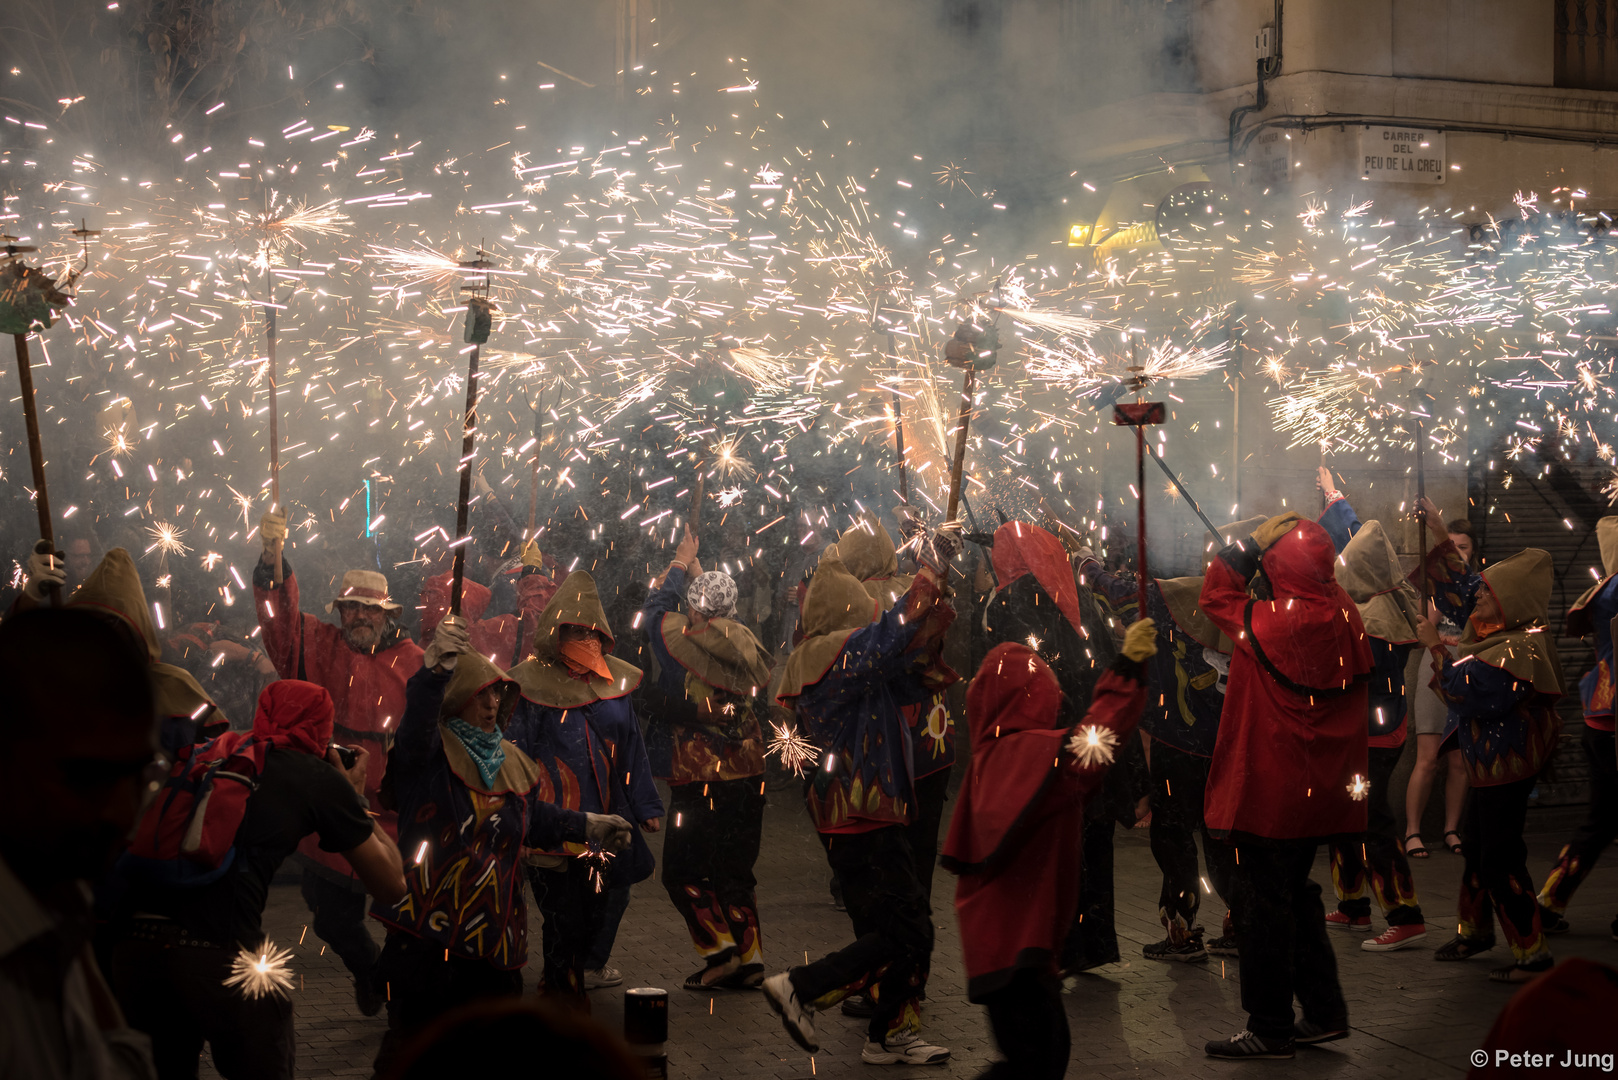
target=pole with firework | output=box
[450,250,497,619]
[1108,337,1167,617]
[0,225,97,606]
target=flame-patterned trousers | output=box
[661,776,766,970]
[1456,775,1550,965]
[1538,728,1616,914]
[1329,745,1423,926]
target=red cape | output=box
[943,642,1144,999]
[1200,520,1373,840]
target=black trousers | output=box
[1060,815,1118,972]
[299,866,380,981]
[1228,835,1348,1041]
[371,931,523,1077]
[111,939,295,1080]
[977,969,1070,1080]
[1540,728,1618,913]
[527,858,608,996]
[792,825,934,1041]
[661,777,767,966]
[907,768,952,907]
[1148,742,1231,936]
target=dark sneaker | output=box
[841,992,876,1018]
[1144,936,1208,963]
[1539,906,1570,935]
[1206,1030,1295,1059]
[1293,1018,1349,1045]
[355,974,385,1018]
[1205,934,1240,957]
[762,973,818,1053]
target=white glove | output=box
[915,522,962,574]
[24,541,66,601]
[424,615,471,672]
[585,812,634,854]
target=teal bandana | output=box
[445,717,507,788]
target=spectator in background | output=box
[0,609,159,1080]
[1404,502,1477,860]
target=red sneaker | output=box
[1325,911,1372,932]
[1362,924,1426,952]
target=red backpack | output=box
[121,731,269,887]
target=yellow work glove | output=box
[1122,618,1158,662]
[1250,511,1302,552]
[521,540,545,570]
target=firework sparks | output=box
[1347,774,1370,801]
[223,941,295,999]
[1068,725,1119,769]
[145,522,191,558]
[767,720,820,778]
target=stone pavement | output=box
[212,792,1618,1079]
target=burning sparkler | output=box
[145,521,191,558]
[767,720,820,778]
[1347,774,1370,802]
[223,941,295,999]
[1067,724,1119,769]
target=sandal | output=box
[1489,960,1552,984]
[713,963,764,990]
[683,956,742,992]
[1443,830,1464,855]
[1404,833,1430,859]
[1434,934,1496,961]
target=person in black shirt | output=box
[110,680,406,1080]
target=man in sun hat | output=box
[254,510,424,1018]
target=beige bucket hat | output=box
[326,569,403,614]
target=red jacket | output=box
[942,643,1145,1000]
[419,570,557,668]
[1200,520,1372,841]
[253,563,422,876]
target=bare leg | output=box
[1404,733,1442,855]
[1442,747,1469,844]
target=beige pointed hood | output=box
[1155,515,1267,653]
[1568,517,1618,636]
[1337,520,1422,644]
[777,555,880,700]
[436,650,539,796]
[835,514,911,607]
[658,611,774,696]
[508,571,642,708]
[69,548,223,725]
[1459,548,1563,695]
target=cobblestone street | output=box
[222,792,1617,1079]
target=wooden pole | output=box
[946,367,976,523]
[1415,404,1429,605]
[450,340,482,618]
[266,301,283,585]
[524,389,546,540]
[1135,423,1148,616]
[886,329,908,504]
[12,333,59,606]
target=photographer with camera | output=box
[252,511,424,1015]
[110,680,406,1080]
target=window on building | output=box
[1556,0,1618,91]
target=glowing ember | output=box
[1346,774,1370,801]
[144,521,191,558]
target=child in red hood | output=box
[941,622,1154,1080]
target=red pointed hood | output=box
[252,679,335,756]
[991,521,1084,638]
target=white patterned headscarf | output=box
[688,570,738,619]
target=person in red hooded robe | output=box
[942,624,1153,1080]
[1198,513,1372,1060]
[419,541,558,668]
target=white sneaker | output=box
[861,1031,951,1065]
[762,973,818,1052]
[583,966,622,989]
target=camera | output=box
[329,743,359,769]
